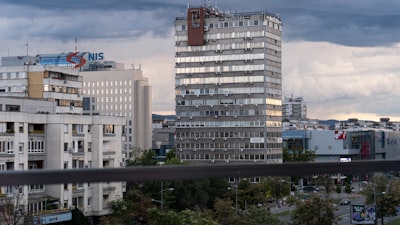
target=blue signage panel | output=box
[351,205,376,224]
[33,211,72,224]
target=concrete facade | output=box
[282,96,307,121]
[0,64,83,114]
[0,58,126,222]
[0,100,125,220]
[80,63,152,159]
[174,7,283,164]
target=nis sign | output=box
[66,52,104,68]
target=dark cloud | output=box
[1,0,400,46]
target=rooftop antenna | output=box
[25,41,29,56]
[74,37,78,52]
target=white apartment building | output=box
[174,6,283,164]
[80,62,152,158]
[282,96,307,121]
[0,57,126,223]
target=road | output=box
[276,195,400,225]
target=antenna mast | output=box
[75,38,78,52]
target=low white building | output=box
[0,98,126,221]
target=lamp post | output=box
[227,178,239,214]
[160,182,174,211]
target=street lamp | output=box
[227,178,239,215]
[153,182,173,211]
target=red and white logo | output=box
[335,130,346,140]
[66,52,86,68]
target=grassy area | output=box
[275,210,292,217]
[387,218,400,225]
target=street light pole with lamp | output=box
[154,182,173,211]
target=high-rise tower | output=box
[174,6,283,164]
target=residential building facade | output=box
[0,56,126,223]
[174,6,283,164]
[282,95,307,121]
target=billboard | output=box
[351,205,376,224]
[38,52,104,68]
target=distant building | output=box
[152,114,176,160]
[80,61,152,159]
[283,118,400,162]
[174,5,283,164]
[282,96,307,121]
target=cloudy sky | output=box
[1,0,400,121]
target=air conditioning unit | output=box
[212,38,217,42]
[190,116,193,119]
[195,104,199,108]
[224,149,227,151]
[224,104,228,108]
[214,115,218,119]
[224,138,227,141]
[240,148,243,151]
[211,138,215,141]
[211,159,215,163]
[211,148,214,151]
[215,72,222,75]
[234,115,237,118]
[180,137,183,140]
[177,116,181,120]
[204,26,209,31]
[175,41,180,45]
[194,148,197,151]
[240,104,243,107]
[210,105,213,108]
[225,93,228,96]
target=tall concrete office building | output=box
[174,6,283,164]
[80,62,152,158]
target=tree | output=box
[148,208,219,225]
[101,188,153,224]
[213,198,235,225]
[283,147,315,162]
[362,175,400,225]
[127,149,158,166]
[164,149,182,165]
[264,177,290,207]
[290,195,340,225]
[236,206,284,225]
[0,186,25,225]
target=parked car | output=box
[340,199,351,205]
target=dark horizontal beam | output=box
[1,160,399,186]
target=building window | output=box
[63,124,68,133]
[19,143,24,153]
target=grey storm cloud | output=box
[1,0,400,46]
